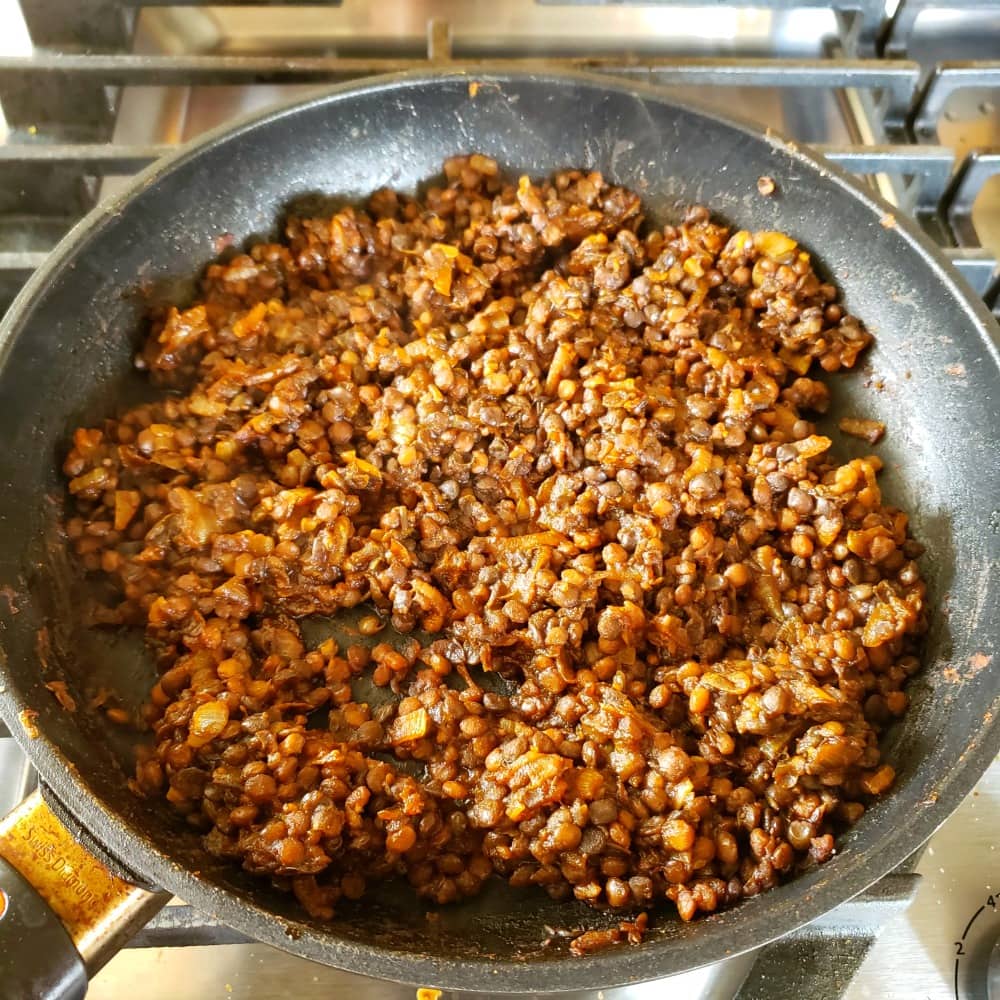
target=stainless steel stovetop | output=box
[1,1,998,998]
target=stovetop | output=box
[0,1,998,997]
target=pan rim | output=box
[0,66,998,992]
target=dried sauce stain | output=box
[945,363,967,377]
[967,652,993,674]
[468,81,479,98]
[942,654,991,685]
[18,708,39,739]
[35,626,54,669]
[0,585,19,614]
[879,214,896,229]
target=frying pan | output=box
[0,70,997,999]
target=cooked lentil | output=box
[61,155,926,940]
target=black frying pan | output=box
[0,70,998,998]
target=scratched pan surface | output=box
[0,71,998,992]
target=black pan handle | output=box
[0,853,87,1000]
[0,789,169,998]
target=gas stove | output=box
[0,2,998,998]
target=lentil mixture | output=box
[62,155,926,936]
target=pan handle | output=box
[0,789,169,998]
